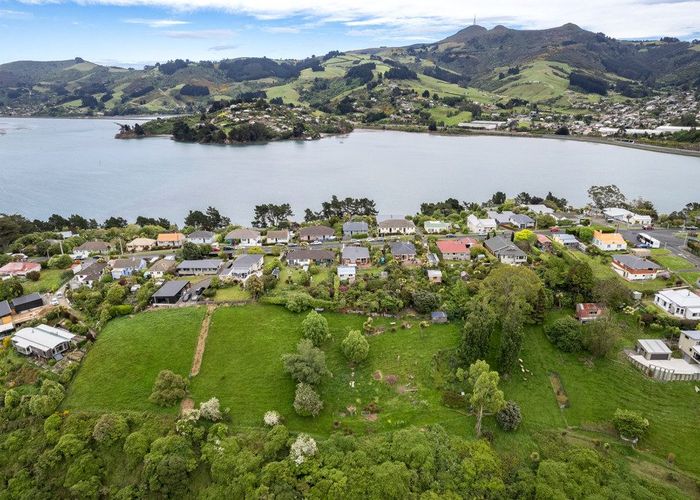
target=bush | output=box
[302,310,330,346]
[199,397,222,421]
[282,339,331,386]
[263,410,281,426]
[92,414,129,445]
[48,254,73,269]
[613,408,649,440]
[293,383,323,417]
[496,401,522,431]
[412,290,440,314]
[149,370,188,407]
[25,270,40,281]
[544,317,583,352]
[285,292,312,313]
[124,431,151,464]
[341,330,369,363]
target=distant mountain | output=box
[1,24,698,116]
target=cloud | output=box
[263,26,301,34]
[164,29,235,39]
[209,43,238,51]
[12,1,700,39]
[0,9,33,20]
[124,18,191,28]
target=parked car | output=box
[50,298,59,306]
[182,293,190,302]
[550,226,560,233]
[642,224,654,230]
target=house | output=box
[286,249,335,267]
[10,293,44,313]
[187,231,216,245]
[436,238,475,260]
[177,259,223,276]
[552,233,580,248]
[654,288,700,319]
[603,207,652,225]
[467,214,497,234]
[110,257,147,279]
[225,229,261,247]
[591,231,627,251]
[678,330,700,364]
[427,269,442,283]
[575,303,606,322]
[71,262,107,289]
[343,221,369,237]
[0,300,14,334]
[553,212,582,225]
[73,241,111,259]
[147,258,178,279]
[266,229,290,245]
[11,325,74,359]
[390,242,417,263]
[156,232,186,248]
[424,221,451,234]
[427,253,440,266]
[487,211,514,226]
[509,214,535,229]
[337,265,356,283]
[58,231,74,239]
[341,246,371,266]
[634,339,672,361]
[431,311,448,324]
[299,226,335,242]
[219,254,264,281]
[152,280,190,305]
[526,204,554,215]
[612,255,661,281]
[377,219,416,235]
[484,236,527,265]
[0,261,41,277]
[126,237,156,252]
[535,234,552,251]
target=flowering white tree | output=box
[263,410,281,426]
[290,433,317,465]
[199,397,222,421]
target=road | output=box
[620,229,700,268]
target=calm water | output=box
[1,117,698,223]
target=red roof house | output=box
[0,262,41,277]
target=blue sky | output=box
[1,0,698,66]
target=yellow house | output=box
[591,230,627,251]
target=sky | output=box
[0,0,699,66]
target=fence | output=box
[625,350,700,382]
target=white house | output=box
[423,221,451,234]
[467,214,497,235]
[73,241,111,259]
[265,230,290,245]
[110,257,147,279]
[377,219,416,235]
[225,229,261,247]
[525,204,554,215]
[603,207,652,226]
[146,258,177,279]
[337,265,356,283]
[12,324,75,359]
[486,211,513,225]
[591,231,627,251]
[678,330,700,364]
[126,237,156,252]
[177,259,223,276]
[220,254,264,281]
[484,236,527,265]
[611,255,661,281]
[187,231,216,245]
[654,289,700,320]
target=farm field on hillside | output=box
[63,307,205,413]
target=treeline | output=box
[569,72,608,95]
[179,84,210,97]
[304,195,378,222]
[424,65,463,84]
[345,62,376,84]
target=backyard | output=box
[21,269,66,294]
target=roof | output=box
[656,288,700,307]
[152,280,189,298]
[0,300,11,317]
[510,214,534,225]
[12,325,74,351]
[681,330,700,341]
[77,261,107,277]
[11,293,43,308]
[225,228,261,240]
[536,234,551,244]
[127,237,156,246]
[593,231,626,245]
[437,239,470,254]
[343,221,369,232]
[188,230,215,239]
[0,262,41,274]
[390,241,416,255]
[603,207,633,218]
[486,211,513,224]
[427,269,442,278]
[468,214,497,227]
[148,259,177,273]
[231,254,263,269]
[300,225,335,237]
[157,232,185,242]
[75,241,110,252]
[378,218,415,228]
[553,233,579,243]
[431,311,447,320]
[342,246,370,260]
[287,249,335,261]
[266,229,290,239]
[424,221,450,229]
[613,254,661,271]
[576,302,604,316]
[526,204,554,214]
[637,338,672,355]
[484,236,526,257]
[111,257,145,269]
[177,259,222,270]
[337,265,356,274]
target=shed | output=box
[10,293,44,313]
[152,280,190,305]
[431,311,448,324]
[635,339,672,361]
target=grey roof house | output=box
[152,280,190,305]
[343,221,369,236]
[219,254,264,281]
[484,236,527,265]
[390,241,417,262]
[341,246,371,266]
[177,259,223,276]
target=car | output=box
[642,224,654,230]
[50,298,59,306]
[56,291,63,297]
[311,240,323,246]
[181,293,190,302]
[549,226,560,233]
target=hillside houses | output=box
[436,238,476,260]
[378,219,416,235]
[110,257,147,279]
[611,255,662,281]
[390,242,417,264]
[225,229,261,247]
[11,324,75,359]
[156,232,185,248]
[0,261,41,277]
[341,246,371,266]
[342,221,369,237]
[266,229,291,245]
[187,231,216,245]
[591,231,627,251]
[603,207,653,225]
[219,254,264,281]
[654,288,700,320]
[286,249,335,267]
[424,221,451,234]
[73,241,111,258]
[177,259,223,276]
[126,237,156,252]
[467,214,497,234]
[484,236,527,265]
[299,225,335,242]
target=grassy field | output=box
[21,269,66,294]
[214,286,251,302]
[63,307,205,413]
[189,305,464,436]
[495,60,572,102]
[651,249,697,271]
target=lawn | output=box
[63,307,205,413]
[565,251,671,293]
[650,249,697,271]
[214,286,251,302]
[189,305,464,436]
[22,269,66,294]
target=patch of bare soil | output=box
[372,370,383,381]
[190,304,216,376]
[180,398,194,414]
[363,413,378,422]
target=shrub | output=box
[289,433,318,464]
[48,254,73,269]
[199,398,222,421]
[149,370,188,407]
[293,383,323,417]
[341,330,369,363]
[263,410,281,426]
[286,292,312,313]
[544,317,583,352]
[26,270,40,281]
[302,310,330,346]
[613,408,649,440]
[496,401,522,431]
[282,339,331,386]
[93,414,129,445]
[124,431,150,465]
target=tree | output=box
[583,314,621,358]
[149,370,188,407]
[498,309,524,374]
[341,330,369,363]
[184,210,208,229]
[180,241,203,260]
[468,360,506,437]
[514,229,535,242]
[496,401,522,431]
[587,185,627,210]
[412,290,440,314]
[103,216,127,229]
[252,203,294,228]
[105,284,126,305]
[613,409,649,441]
[592,278,630,309]
[245,275,264,299]
[48,254,73,269]
[293,382,323,416]
[205,206,230,229]
[301,310,330,346]
[199,397,222,421]
[93,414,129,445]
[0,278,24,301]
[282,339,331,385]
[489,192,506,205]
[460,298,498,366]
[545,317,583,352]
[481,266,543,324]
